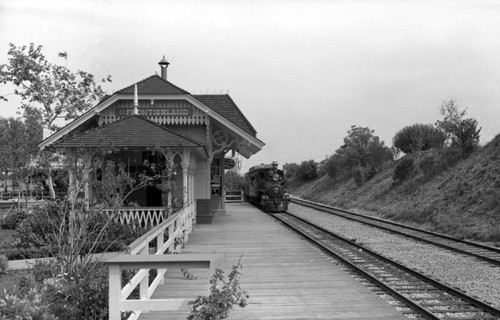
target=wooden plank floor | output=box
[140,203,407,320]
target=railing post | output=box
[109,264,121,320]
[156,229,165,285]
[168,224,175,253]
[140,245,149,300]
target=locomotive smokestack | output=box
[158,55,170,80]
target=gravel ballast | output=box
[288,203,500,308]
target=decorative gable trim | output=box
[39,93,264,153]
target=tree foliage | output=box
[283,162,299,180]
[337,126,392,170]
[296,160,318,181]
[224,171,245,190]
[436,100,481,159]
[393,123,446,154]
[0,43,111,129]
[0,112,43,206]
[325,126,392,183]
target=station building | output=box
[38,58,264,222]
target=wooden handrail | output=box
[106,254,224,320]
[105,202,199,320]
[225,189,244,203]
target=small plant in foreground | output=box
[187,257,249,320]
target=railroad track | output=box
[271,211,500,320]
[291,197,500,266]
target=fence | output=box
[105,201,203,320]
[102,207,168,229]
[225,189,244,203]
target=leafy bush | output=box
[324,154,342,179]
[0,246,53,260]
[85,211,146,253]
[12,202,144,255]
[31,260,59,284]
[393,123,445,154]
[0,289,58,320]
[1,211,28,230]
[418,153,438,178]
[439,146,462,169]
[0,255,7,274]
[393,158,415,183]
[43,264,109,320]
[1,261,109,320]
[296,160,318,181]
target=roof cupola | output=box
[158,55,170,80]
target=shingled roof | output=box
[116,75,190,95]
[52,115,206,150]
[193,94,257,137]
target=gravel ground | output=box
[288,203,500,308]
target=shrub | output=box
[296,160,318,181]
[0,247,53,260]
[324,155,342,179]
[13,202,68,249]
[1,261,110,320]
[353,166,366,187]
[439,146,462,169]
[85,211,145,253]
[419,153,438,178]
[393,158,415,183]
[393,123,446,154]
[1,211,28,230]
[12,202,145,255]
[0,289,58,320]
[43,264,109,320]
[31,259,59,283]
[0,254,8,273]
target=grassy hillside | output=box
[289,134,500,246]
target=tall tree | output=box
[0,43,111,130]
[334,125,392,183]
[436,100,481,159]
[0,113,43,209]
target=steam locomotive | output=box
[244,162,290,212]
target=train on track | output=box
[244,161,290,212]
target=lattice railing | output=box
[102,207,167,229]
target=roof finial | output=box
[133,84,139,115]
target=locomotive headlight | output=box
[272,173,280,181]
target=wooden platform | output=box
[140,203,406,320]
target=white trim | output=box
[38,94,265,153]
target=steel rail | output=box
[271,210,500,320]
[290,197,500,266]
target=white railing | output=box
[103,207,167,229]
[225,190,244,203]
[106,202,200,320]
[107,254,223,320]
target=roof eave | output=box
[40,93,265,156]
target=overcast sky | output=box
[1,0,499,172]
